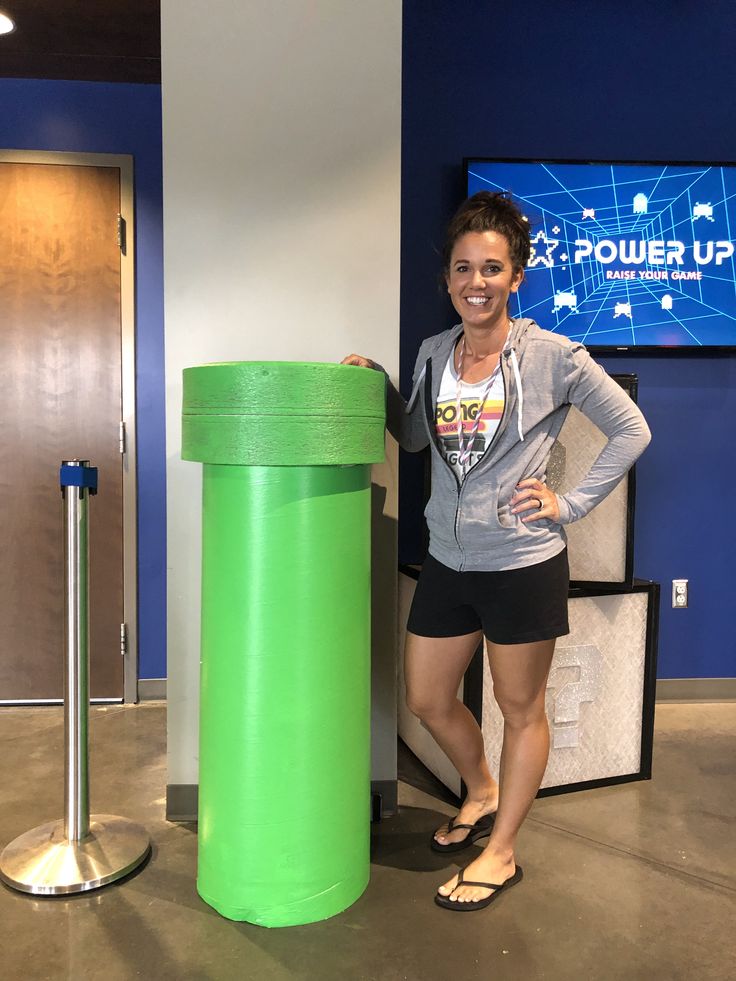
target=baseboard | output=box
[165,779,398,824]
[166,784,198,822]
[656,678,736,702]
[138,678,166,701]
[371,779,398,818]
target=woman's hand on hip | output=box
[510,478,560,523]
[341,354,377,369]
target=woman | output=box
[342,191,650,912]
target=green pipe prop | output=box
[182,362,385,927]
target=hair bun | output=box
[442,191,532,273]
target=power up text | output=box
[573,240,735,265]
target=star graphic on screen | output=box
[528,230,560,268]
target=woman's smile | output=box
[446,230,524,334]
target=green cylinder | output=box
[182,362,385,927]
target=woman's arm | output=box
[553,344,651,524]
[341,349,430,453]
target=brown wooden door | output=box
[0,161,124,701]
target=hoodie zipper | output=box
[453,352,512,571]
[424,332,519,572]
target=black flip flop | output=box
[434,864,523,911]
[429,810,496,853]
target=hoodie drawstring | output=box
[509,348,524,441]
[406,331,524,442]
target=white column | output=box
[161,0,402,800]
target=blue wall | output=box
[0,79,166,679]
[401,1,736,678]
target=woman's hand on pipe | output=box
[341,354,378,369]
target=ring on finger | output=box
[537,497,544,509]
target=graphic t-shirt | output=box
[435,353,505,480]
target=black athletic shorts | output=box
[407,548,570,645]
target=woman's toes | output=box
[437,874,459,896]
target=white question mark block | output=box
[547,645,602,749]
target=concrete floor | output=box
[0,702,734,981]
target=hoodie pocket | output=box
[495,489,518,529]
[495,491,559,534]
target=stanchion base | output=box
[0,814,151,895]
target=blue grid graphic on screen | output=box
[467,161,736,347]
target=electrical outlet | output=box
[672,579,688,609]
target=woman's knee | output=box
[405,686,455,723]
[404,632,480,722]
[494,689,547,728]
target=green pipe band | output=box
[182,362,385,927]
[183,361,385,465]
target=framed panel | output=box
[475,582,659,796]
[397,567,659,799]
[548,374,638,588]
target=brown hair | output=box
[442,191,531,274]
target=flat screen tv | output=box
[466,158,736,351]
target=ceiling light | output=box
[0,11,15,35]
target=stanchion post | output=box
[0,460,151,895]
[62,460,92,842]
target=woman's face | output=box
[445,230,524,331]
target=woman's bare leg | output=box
[404,630,499,845]
[438,637,556,902]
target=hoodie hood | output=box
[406,317,537,440]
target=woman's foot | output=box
[437,846,516,904]
[433,792,499,848]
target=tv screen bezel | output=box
[464,156,736,355]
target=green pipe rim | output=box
[182,361,386,465]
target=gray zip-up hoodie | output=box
[386,318,651,572]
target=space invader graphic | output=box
[582,208,595,220]
[633,193,648,214]
[553,291,578,313]
[613,302,632,319]
[693,202,714,221]
[661,294,673,311]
